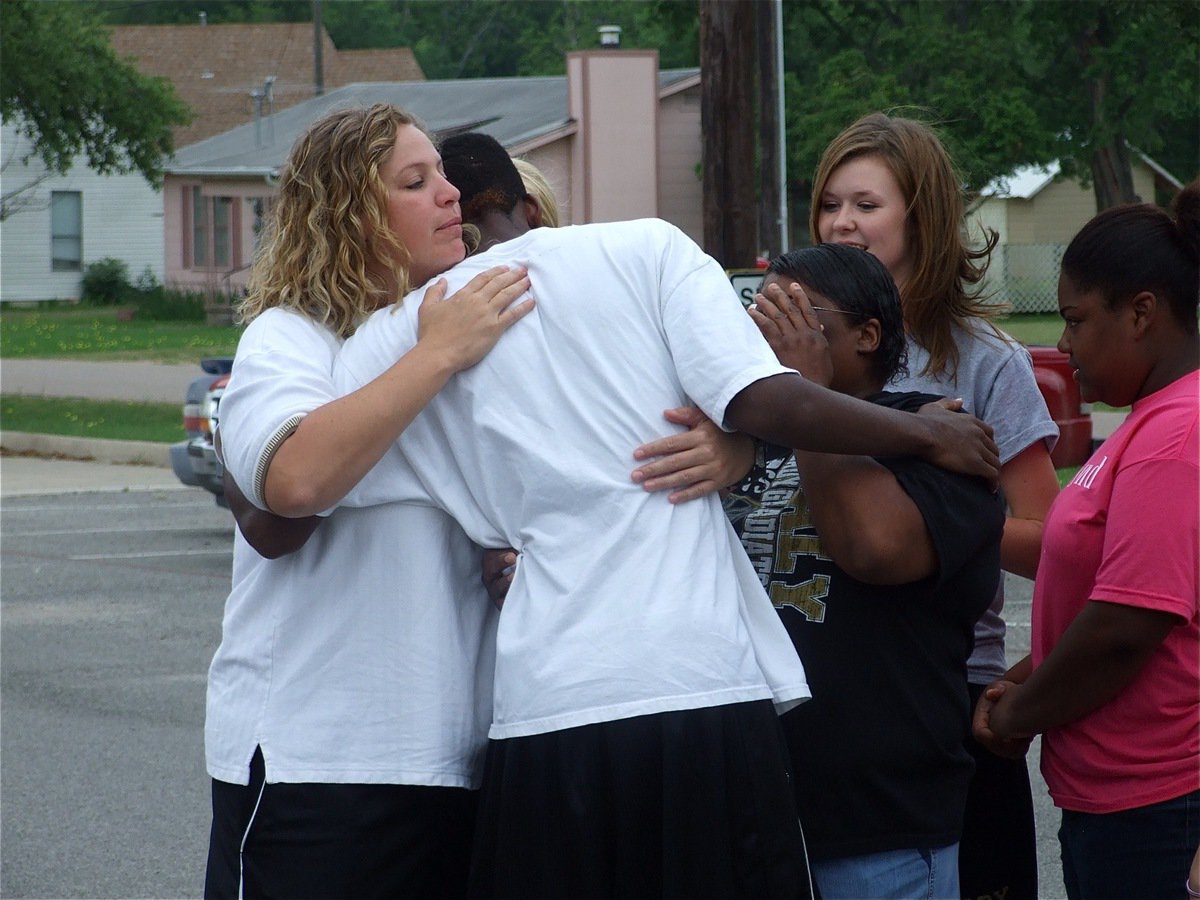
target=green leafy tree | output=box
[0,0,190,219]
[1026,0,1199,208]
[338,1,697,79]
[783,2,1059,199]
[780,0,1197,226]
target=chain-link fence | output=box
[982,242,1066,314]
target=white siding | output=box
[1,121,164,302]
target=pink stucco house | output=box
[162,51,702,298]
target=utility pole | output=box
[699,0,757,268]
[312,0,325,97]
[756,0,780,260]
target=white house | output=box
[1,21,424,305]
[1,121,166,302]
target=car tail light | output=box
[183,403,204,433]
[200,375,230,436]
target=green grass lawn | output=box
[0,305,241,362]
[1,394,185,443]
[3,304,1062,361]
[0,306,1105,458]
[995,313,1064,347]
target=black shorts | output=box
[204,747,479,899]
[468,700,813,900]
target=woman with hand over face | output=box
[811,112,1060,900]
[974,183,1199,900]
[204,104,533,900]
[727,244,1004,899]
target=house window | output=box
[212,197,232,268]
[186,186,238,270]
[50,191,82,271]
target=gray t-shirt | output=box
[890,321,1058,683]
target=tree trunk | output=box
[700,0,758,267]
[1076,13,1139,210]
[1091,137,1139,210]
[756,0,781,260]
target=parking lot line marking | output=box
[16,525,232,537]
[69,549,232,560]
[2,501,218,513]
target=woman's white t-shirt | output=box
[207,309,497,787]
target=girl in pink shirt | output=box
[974,181,1200,900]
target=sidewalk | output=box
[0,357,1127,473]
[1,358,203,476]
[1,358,203,403]
[0,452,185,497]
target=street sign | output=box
[727,268,765,308]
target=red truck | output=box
[1028,345,1092,468]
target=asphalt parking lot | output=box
[0,461,1068,899]
[1,481,232,899]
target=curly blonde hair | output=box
[810,113,1002,379]
[238,104,426,338]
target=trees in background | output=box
[0,0,190,220]
[783,0,1197,221]
[1026,0,1199,210]
[79,0,1197,242]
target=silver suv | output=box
[169,357,232,506]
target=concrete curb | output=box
[0,413,1128,474]
[0,431,171,468]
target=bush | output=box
[130,270,206,322]
[81,257,131,305]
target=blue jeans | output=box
[811,844,959,899]
[1059,789,1200,900]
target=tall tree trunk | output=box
[1076,13,1139,210]
[757,0,781,260]
[1091,137,1139,210]
[700,0,758,267]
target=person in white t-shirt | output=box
[202,104,537,899]
[334,132,1001,898]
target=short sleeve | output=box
[216,310,340,510]
[655,224,793,430]
[883,457,1006,587]
[981,344,1060,465]
[1091,456,1199,622]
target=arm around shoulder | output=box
[726,374,999,483]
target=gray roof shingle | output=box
[167,69,700,177]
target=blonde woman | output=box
[204,104,533,899]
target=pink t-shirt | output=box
[1033,369,1199,814]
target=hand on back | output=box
[416,265,534,371]
[919,402,1001,486]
